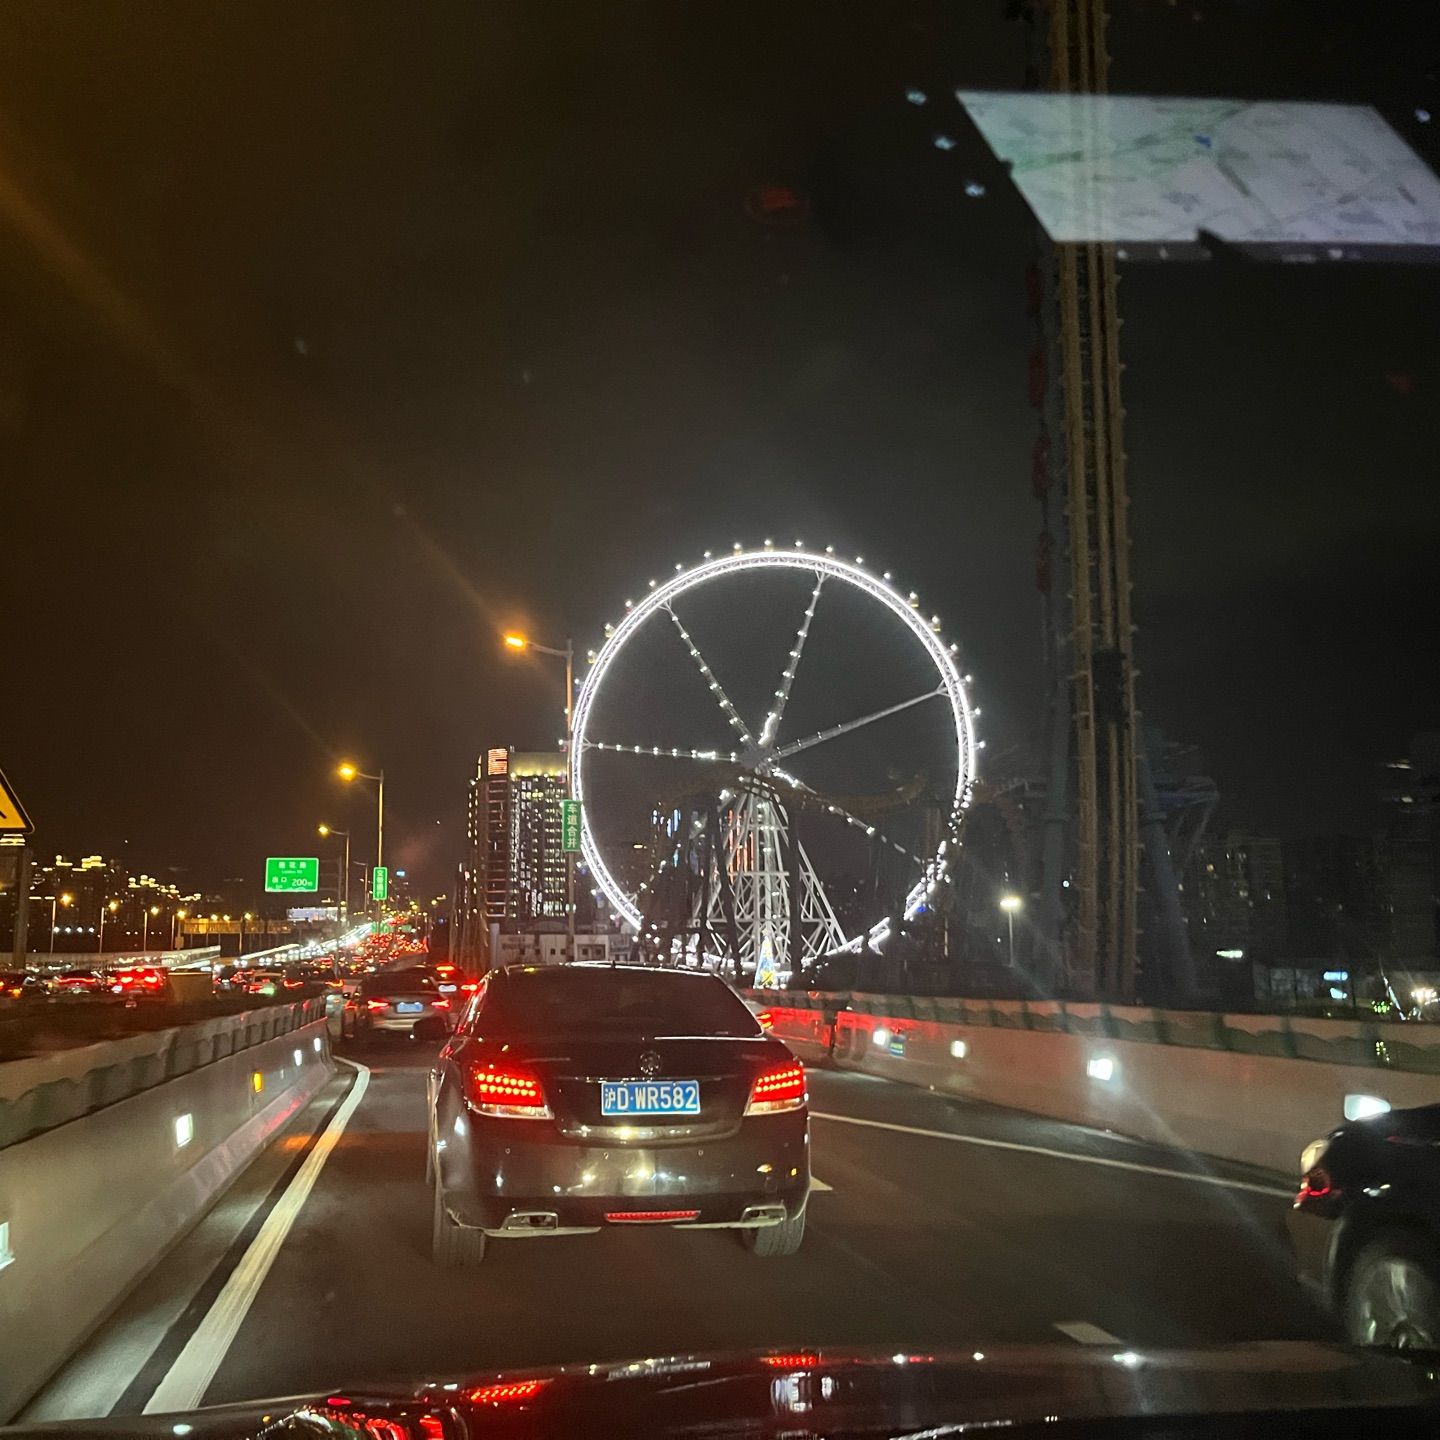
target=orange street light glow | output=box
[502,633,528,651]
[337,762,358,781]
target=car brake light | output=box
[464,1062,551,1119]
[461,981,479,992]
[432,997,450,1008]
[745,1061,806,1115]
[755,1009,774,1030]
[144,974,162,986]
[604,1210,700,1223]
[1297,1167,1334,1203]
[466,1379,548,1406]
[366,998,390,1011]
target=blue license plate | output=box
[396,1001,423,1014]
[600,1080,700,1117]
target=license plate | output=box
[600,1080,700,1117]
[396,1001,423,1014]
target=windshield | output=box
[476,969,761,1038]
[3,2,1439,1432]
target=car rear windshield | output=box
[360,970,436,995]
[476,968,760,1038]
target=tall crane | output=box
[1031,0,1195,1001]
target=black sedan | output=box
[427,963,809,1267]
[1288,1101,1440,1348]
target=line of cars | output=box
[0,964,173,1003]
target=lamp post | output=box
[142,904,160,952]
[1000,893,1022,968]
[98,898,119,955]
[502,631,576,963]
[172,908,188,950]
[46,893,74,953]
[318,825,351,922]
[337,763,384,913]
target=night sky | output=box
[2,1,1437,895]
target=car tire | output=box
[432,1174,487,1268]
[745,1204,806,1258]
[1344,1231,1440,1350]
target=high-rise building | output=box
[458,748,568,966]
[1380,736,1440,962]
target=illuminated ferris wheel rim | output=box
[571,545,980,946]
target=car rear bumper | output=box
[438,1111,810,1234]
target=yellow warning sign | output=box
[0,768,33,834]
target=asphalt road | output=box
[26,1043,1336,1420]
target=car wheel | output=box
[432,1174,487,1268]
[745,1204,806,1258]
[1344,1232,1440,1350]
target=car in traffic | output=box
[107,966,170,1000]
[0,969,47,1004]
[50,968,105,995]
[426,963,809,1267]
[344,968,452,1042]
[1288,1100,1440,1348]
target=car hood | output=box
[7,1343,1440,1439]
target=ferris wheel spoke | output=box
[757,571,824,748]
[770,685,946,762]
[663,604,755,747]
[584,740,741,763]
[766,766,928,869]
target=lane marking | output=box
[810,1111,1291,1197]
[1054,1321,1123,1345]
[143,1059,371,1414]
[810,1176,833,1191]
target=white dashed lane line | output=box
[810,1111,1291,1197]
[1054,1321,1124,1345]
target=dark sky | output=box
[2,1,1438,895]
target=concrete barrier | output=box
[761,993,1440,1178]
[0,1007,334,1419]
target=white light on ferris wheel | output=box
[569,546,978,959]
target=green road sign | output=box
[561,798,582,853]
[372,865,389,902]
[265,856,320,893]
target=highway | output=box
[25,1044,1335,1421]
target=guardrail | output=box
[0,999,334,1420]
[0,996,327,1149]
[757,991,1440,1176]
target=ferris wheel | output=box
[571,543,980,979]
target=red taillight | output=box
[432,997,450,1009]
[1298,1168,1333,1203]
[760,1353,819,1368]
[143,974,163,987]
[755,1009,774,1030]
[366,998,390,1011]
[417,1417,445,1440]
[464,1062,551,1119]
[745,1061,806,1115]
[467,1380,548,1406]
[460,981,479,992]
[604,1210,700,1224]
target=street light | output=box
[337,762,384,912]
[142,903,161,952]
[99,898,119,955]
[501,630,576,962]
[46,892,74,953]
[999,893,1022,968]
[318,825,351,921]
[173,908,188,950]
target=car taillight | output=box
[466,1379,548,1406]
[1297,1167,1334,1203]
[144,974,162,986]
[366,998,390,1011]
[755,1009,774,1030]
[464,1062,552,1119]
[432,997,450,1008]
[460,981,479,992]
[745,1061,806,1115]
